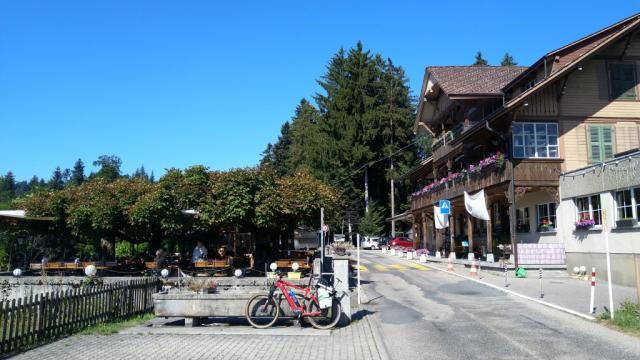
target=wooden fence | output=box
[0,278,159,356]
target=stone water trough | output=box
[153,277,308,326]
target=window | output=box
[575,195,602,226]
[615,188,639,221]
[608,63,637,100]
[516,208,530,233]
[512,123,559,159]
[537,203,557,232]
[588,125,615,163]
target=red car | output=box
[389,237,413,248]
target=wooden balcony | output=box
[513,159,562,187]
[411,161,512,212]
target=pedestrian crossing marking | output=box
[389,264,409,271]
[407,263,430,271]
[356,265,368,272]
[373,264,387,272]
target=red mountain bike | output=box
[245,272,342,329]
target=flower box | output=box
[575,219,595,230]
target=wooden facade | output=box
[411,13,640,265]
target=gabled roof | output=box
[503,12,640,92]
[429,66,526,97]
[501,13,640,111]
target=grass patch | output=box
[78,313,155,335]
[598,300,640,336]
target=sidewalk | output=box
[385,252,639,318]
[12,307,383,360]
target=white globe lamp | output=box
[269,262,277,272]
[84,264,97,277]
[291,262,300,272]
[160,268,169,278]
[12,268,22,277]
[579,265,587,275]
[234,269,243,277]
[572,266,580,275]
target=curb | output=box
[389,253,596,321]
[357,274,390,360]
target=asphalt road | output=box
[359,250,640,360]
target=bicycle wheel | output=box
[245,294,280,328]
[306,298,342,329]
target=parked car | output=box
[378,236,391,247]
[361,236,380,250]
[389,236,413,248]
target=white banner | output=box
[434,205,449,229]
[464,190,490,221]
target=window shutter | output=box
[588,126,602,163]
[601,126,615,160]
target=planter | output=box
[390,249,396,256]
[419,254,427,263]
[334,247,347,256]
[382,248,387,254]
[406,252,413,260]
[397,251,404,258]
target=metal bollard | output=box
[589,267,596,314]
[539,267,544,298]
[504,263,508,287]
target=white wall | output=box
[559,192,640,255]
[515,190,561,244]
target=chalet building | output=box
[409,13,640,268]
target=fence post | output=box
[1,300,7,354]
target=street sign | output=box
[322,224,329,233]
[439,200,451,215]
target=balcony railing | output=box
[431,123,471,161]
[411,153,511,211]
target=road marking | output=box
[373,264,387,272]
[389,264,409,271]
[406,263,430,271]
[356,265,368,272]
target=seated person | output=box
[154,249,167,268]
[192,241,208,263]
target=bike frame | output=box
[270,276,323,317]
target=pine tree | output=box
[149,171,155,183]
[28,176,40,191]
[92,155,122,181]
[500,52,517,66]
[62,168,72,185]
[260,122,293,176]
[133,165,149,180]
[71,158,85,186]
[0,171,16,202]
[49,166,64,190]
[473,51,489,66]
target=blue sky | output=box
[1,0,638,181]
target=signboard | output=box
[322,224,329,233]
[439,200,451,215]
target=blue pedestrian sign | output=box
[439,200,451,215]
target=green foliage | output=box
[5,164,342,262]
[262,42,418,229]
[0,171,16,203]
[500,52,517,66]
[71,158,85,186]
[49,166,64,190]
[600,300,640,333]
[358,201,385,236]
[91,155,122,181]
[115,240,133,258]
[78,313,155,335]
[473,51,488,66]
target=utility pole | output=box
[390,118,396,237]
[364,165,369,214]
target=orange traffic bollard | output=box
[469,259,478,276]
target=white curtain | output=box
[434,205,449,229]
[464,190,490,221]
